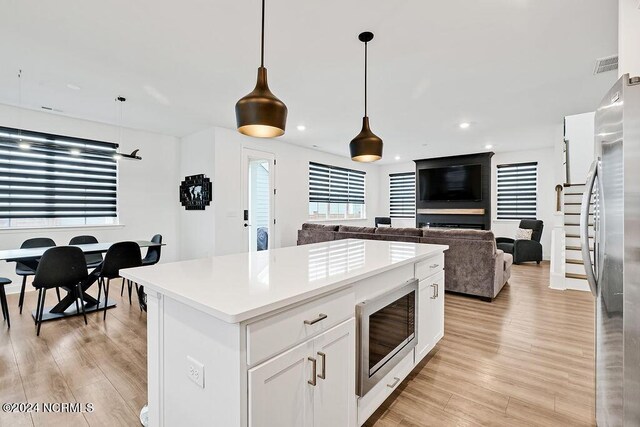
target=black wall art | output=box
[179,174,212,210]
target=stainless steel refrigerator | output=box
[581,73,640,426]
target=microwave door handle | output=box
[580,159,599,297]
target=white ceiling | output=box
[0,0,618,163]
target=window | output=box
[496,162,538,220]
[308,162,365,220]
[389,172,415,218]
[0,126,119,228]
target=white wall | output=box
[565,112,596,184]
[619,0,640,77]
[491,147,557,260]
[0,104,180,293]
[178,128,215,260]
[210,127,382,255]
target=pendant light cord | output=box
[17,69,23,140]
[261,0,265,67]
[364,41,368,117]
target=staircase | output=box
[562,184,593,291]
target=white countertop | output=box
[121,239,448,323]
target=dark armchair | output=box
[496,219,544,264]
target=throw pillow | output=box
[515,228,533,240]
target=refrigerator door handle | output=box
[580,159,600,297]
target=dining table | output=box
[0,240,164,322]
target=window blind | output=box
[389,172,415,218]
[496,162,537,220]
[309,162,366,204]
[0,126,118,219]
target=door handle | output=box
[431,284,437,299]
[581,159,601,297]
[317,352,326,380]
[308,357,317,386]
[304,313,327,325]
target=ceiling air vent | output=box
[594,55,618,75]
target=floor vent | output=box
[594,55,619,75]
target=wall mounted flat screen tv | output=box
[419,164,482,201]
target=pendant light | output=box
[235,0,287,138]
[350,31,383,162]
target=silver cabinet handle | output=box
[387,377,400,388]
[308,357,317,386]
[317,352,326,380]
[304,313,327,325]
[429,263,439,269]
[435,283,439,298]
[431,284,437,299]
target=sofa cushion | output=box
[375,227,423,237]
[503,252,514,270]
[302,223,339,232]
[338,225,376,234]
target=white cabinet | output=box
[416,271,445,362]
[249,339,314,427]
[313,318,357,427]
[249,318,356,427]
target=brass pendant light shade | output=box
[235,0,287,138]
[350,31,382,162]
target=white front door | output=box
[242,149,276,252]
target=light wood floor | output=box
[367,262,596,427]
[0,263,595,427]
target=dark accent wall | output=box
[414,152,494,230]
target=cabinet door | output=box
[313,318,357,427]
[248,339,314,427]
[429,271,445,348]
[416,277,435,361]
[416,271,445,362]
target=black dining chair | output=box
[97,242,142,319]
[16,237,57,314]
[122,234,162,304]
[32,247,88,336]
[0,278,11,328]
[142,234,163,266]
[69,235,103,269]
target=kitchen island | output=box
[121,239,448,427]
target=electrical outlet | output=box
[187,356,205,388]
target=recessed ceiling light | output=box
[459,122,471,129]
[394,155,401,160]
[485,144,493,149]
[70,148,81,156]
[297,125,306,131]
[66,83,81,91]
[18,142,30,150]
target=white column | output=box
[619,0,640,77]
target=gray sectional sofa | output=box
[297,224,512,301]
